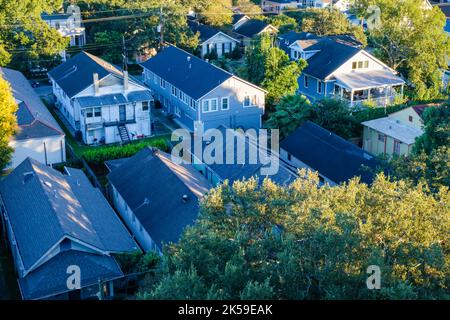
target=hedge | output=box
[82,138,169,165]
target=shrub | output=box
[82,138,169,165]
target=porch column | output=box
[367,88,371,101]
[350,90,354,108]
[401,84,404,97]
[385,87,388,107]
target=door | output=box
[119,105,126,122]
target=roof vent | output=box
[23,172,34,184]
[53,190,58,198]
[182,194,189,203]
[187,56,191,62]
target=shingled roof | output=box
[48,51,125,98]
[281,121,379,185]
[234,19,276,38]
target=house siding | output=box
[201,34,238,58]
[362,126,411,157]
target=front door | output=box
[119,105,126,122]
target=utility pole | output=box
[158,6,164,49]
[122,35,128,71]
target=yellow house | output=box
[361,105,434,157]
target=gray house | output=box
[278,32,405,108]
[107,147,212,253]
[0,158,139,300]
[141,45,266,133]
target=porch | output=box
[332,70,405,108]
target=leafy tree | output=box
[266,94,312,139]
[245,33,306,107]
[0,76,17,169]
[301,8,367,46]
[414,105,450,155]
[354,0,450,100]
[264,14,298,34]
[137,172,449,300]
[197,0,233,27]
[0,0,69,71]
[93,31,124,64]
[267,97,359,139]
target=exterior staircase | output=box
[118,125,131,144]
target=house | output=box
[262,0,343,13]
[232,15,278,46]
[361,105,436,157]
[0,68,66,169]
[280,121,380,186]
[107,147,212,253]
[48,52,153,145]
[280,33,405,108]
[188,126,298,186]
[187,20,239,58]
[0,158,139,300]
[141,45,266,133]
[42,6,86,61]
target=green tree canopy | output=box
[137,172,449,300]
[0,0,69,71]
[245,33,306,107]
[354,0,450,100]
[0,75,17,169]
[300,8,367,46]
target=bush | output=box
[82,138,169,165]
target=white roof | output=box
[362,117,423,145]
[334,70,405,90]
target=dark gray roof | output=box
[14,119,63,141]
[75,90,152,108]
[18,250,123,300]
[302,39,361,80]
[0,158,138,271]
[187,20,221,42]
[0,67,63,135]
[280,121,379,185]
[234,19,274,38]
[105,157,131,172]
[48,51,124,98]
[199,128,297,185]
[140,45,234,100]
[108,148,212,251]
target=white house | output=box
[48,52,153,145]
[262,0,342,13]
[42,5,86,61]
[0,67,66,169]
[188,20,240,58]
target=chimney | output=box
[93,73,99,95]
[123,71,129,92]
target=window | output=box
[243,96,251,107]
[86,108,93,118]
[202,99,218,112]
[154,74,158,84]
[171,86,177,96]
[202,100,210,112]
[408,115,413,122]
[304,76,309,88]
[352,61,357,70]
[364,61,369,68]
[317,81,323,94]
[358,61,363,69]
[190,99,197,110]
[251,95,257,106]
[352,60,370,70]
[221,97,229,110]
[394,140,401,155]
[178,90,183,100]
[94,107,101,117]
[210,99,218,111]
[142,101,149,111]
[160,78,166,89]
[378,134,385,142]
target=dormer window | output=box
[352,60,370,70]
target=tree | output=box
[0,76,17,169]
[414,105,450,155]
[265,14,298,34]
[354,0,450,100]
[266,95,312,139]
[388,104,450,191]
[137,172,449,300]
[301,8,367,46]
[245,33,306,107]
[0,0,69,71]
[267,97,359,139]
[197,0,233,27]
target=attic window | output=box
[408,115,413,122]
